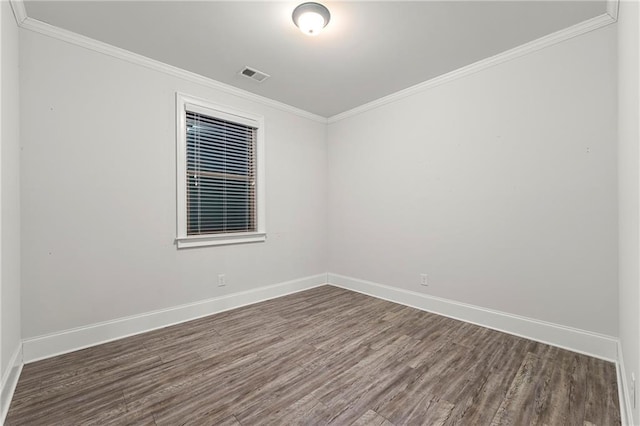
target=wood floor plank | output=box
[490,352,557,425]
[260,394,332,426]
[449,336,531,424]
[322,366,413,424]
[225,366,322,424]
[375,342,475,424]
[7,354,161,424]
[7,379,128,425]
[404,394,455,426]
[6,285,621,425]
[535,350,588,425]
[584,355,621,426]
[351,409,394,426]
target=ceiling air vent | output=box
[240,66,270,83]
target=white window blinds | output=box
[186,110,257,235]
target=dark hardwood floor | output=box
[6,285,620,425]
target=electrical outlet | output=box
[218,274,226,287]
[420,274,428,286]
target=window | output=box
[176,93,265,248]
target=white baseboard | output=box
[1,343,24,424]
[617,342,635,426]
[22,273,328,363]
[328,273,618,362]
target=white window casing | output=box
[175,93,266,248]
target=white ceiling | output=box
[24,1,607,118]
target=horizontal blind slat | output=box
[186,108,257,236]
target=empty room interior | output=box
[1,0,639,424]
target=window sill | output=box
[176,232,266,248]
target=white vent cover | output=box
[240,66,270,83]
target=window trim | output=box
[175,92,266,248]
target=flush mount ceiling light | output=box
[292,2,331,36]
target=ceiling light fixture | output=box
[292,2,331,36]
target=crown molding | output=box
[15,16,327,124]
[9,2,618,126]
[9,0,27,25]
[328,11,617,124]
[606,0,619,21]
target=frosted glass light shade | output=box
[292,3,331,36]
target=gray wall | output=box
[19,29,328,338]
[328,26,618,336]
[617,1,640,423]
[16,7,624,372]
[1,0,22,386]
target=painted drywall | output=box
[328,26,618,336]
[617,0,640,422]
[19,29,327,338]
[1,0,22,390]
